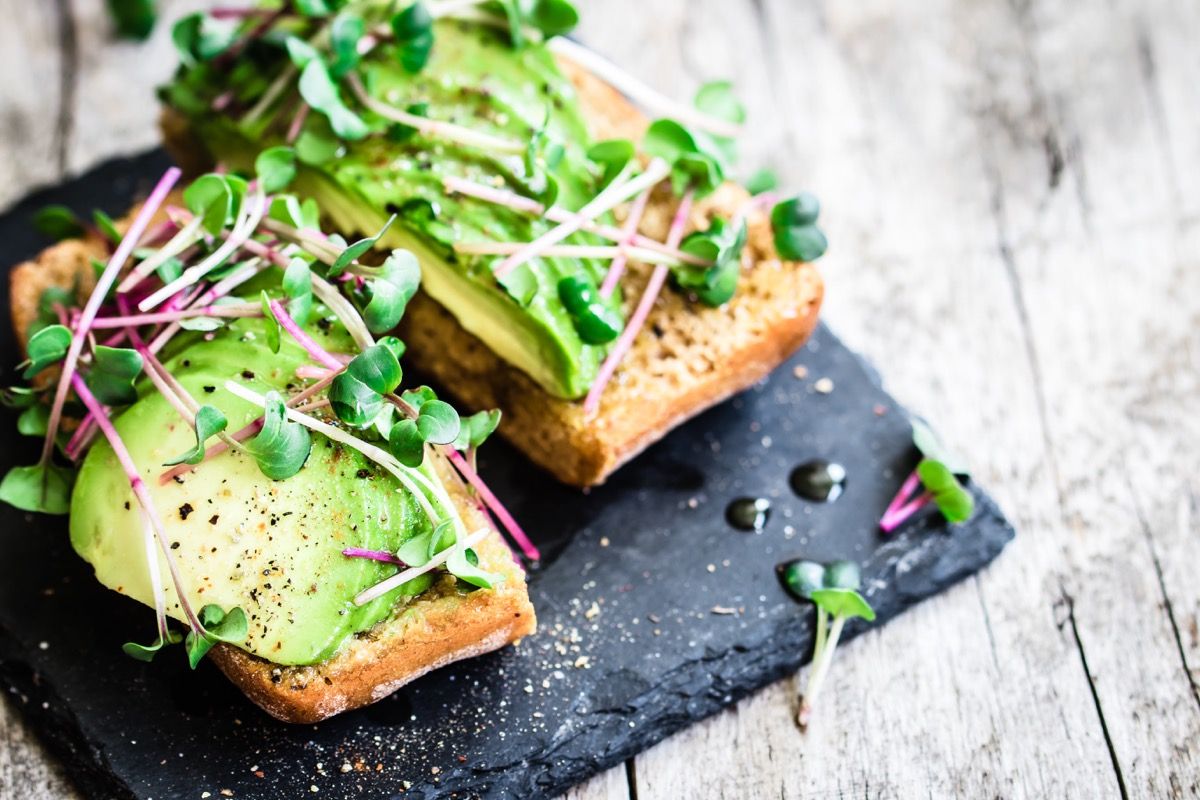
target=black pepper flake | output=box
[241,370,255,380]
[179,503,194,520]
[203,386,216,394]
[123,501,130,510]
[172,476,184,485]
[209,515,220,525]
[170,542,180,550]
[356,468,371,479]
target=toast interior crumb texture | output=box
[7,234,536,724]
[159,52,824,488]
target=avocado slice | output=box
[70,317,439,666]
[162,19,622,399]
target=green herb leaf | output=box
[810,588,876,622]
[357,250,420,333]
[780,559,826,601]
[255,146,297,194]
[675,216,747,306]
[33,205,85,241]
[22,324,72,379]
[744,168,778,196]
[86,346,144,406]
[106,0,156,39]
[122,629,183,662]
[453,409,501,452]
[391,2,434,73]
[171,13,236,66]
[388,418,426,468]
[185,604,249,669]
[330,216,396,276]
[164,405,228,467]
[17,405,49,437]
[245,391,312,480]
[916,458,975,523]
[329,12,366,77]
[416,400,460,445]
[298,57,369,141]
[0,463,74,515]
[184,174,233,236]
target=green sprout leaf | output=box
[587,139,636,186]
[770,193,827,262]
[330,216,396,276]
[33,205,85,241]
[17,405,49,437]
[916,458,975,523]
[22,324,72,379]
[282,258,314,325]
[357,250,421,333]
[400,385,436,411]
[524,0,579,37]
[255,147,297,194]
[744,168,778,196]
[809,588,876,622]
[298,57,369,141]
[643,119,727,197]
[92,210,121,245]
[329,344,403,427]
[107,0,155,39]
[260,291,281,354]
[122,629,183,663]
[329,12,366,77]
[822,559,862,591]
[453,409,501,452]
[911,419,969,475]
[446,545,502,589]
[171,13,236,66]
[184,174,233,236]
[556,276,622,343]
[164,405,229,467]
[0,463,74,515]
[388,418,426,467]
[86,346,144,406]
[780,559,826,601]
[416,400,460,445]
[694,80,746,127]
[245,391,312,480]
[185,605,249,669]
[675,216,747,307]
[391,2,434,73]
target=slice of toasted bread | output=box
[8,238,536,723]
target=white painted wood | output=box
[2,1,1199,798]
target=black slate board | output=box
[0,151,1014,800]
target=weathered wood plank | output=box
[0,691,78,800]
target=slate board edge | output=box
[0,150,1017,800]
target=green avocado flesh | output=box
[70,315,439,666]
[164,18,622,399]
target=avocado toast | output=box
[3,168,535,723]
[159,1,826,487]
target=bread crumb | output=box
[712,606,737,615]
[599,536,609,547]
[706,564,716,573]
[793,365,808,379]
[340,762,353,774]
[814,377,834,394]
[584,602,601,620]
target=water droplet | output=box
[789,460,846,503]
[725,497,771,532]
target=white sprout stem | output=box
[346,73,525,155]
[244,64,298,124]
[353,527,489,607]
[139,189,268,312]
[548,37,744,138]
[223,381,449,531]
[493,159,662,278]
[453,241,685,266]
[600,185,653,297]
[255,221,340,264]
[146,260,268,354]
[427,0,491,18]
[40,167,181,468]
[798,614,846,729]
[442,176,711,267]
[117,216,205,294]
[583,190,694,415]
[140,512,171,642]
[310,275,375,351]
[89,303,261,329]
[813,606,828,665]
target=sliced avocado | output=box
[163,19,622,399]
[70,317,438,666]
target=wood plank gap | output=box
[1061,587,1130,800]
[52,0,79,174]
[1121,459,1200,713]
[972,577,1003,673]
[623,758,638,800]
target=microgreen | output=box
[184,604,249,669]
[122,629,184,663]
[587,139,636,186]
[269,194,321,231]
[298,56,369,141]
[30,285,75,338]
[282,258,315,325]
[352,250,421,333]
[391,2,435,73]
[107,0,156,40]
[254,146,297,194]
[163,405,229,467]
[388,418,426,467]
[643,119,726,197]
[21,325,72,379]
[329,11,366,77]
[674,216,748,307]
[780,557,875,729]
[744,168,779,196]
[488,0,579,47]
[416,400,460,445]
[171,12,237,66]
[557,276,622,344]
[17,405,49,437]
[184,174,234,236]
[330,216,397,276]
[244,390,312,480]
[92,210,122,245]
[453,409,502,452]
[261,290,282,354]
[770,193,827,262]
[329,344,404,426]
[879,421,974,532]
[33,205,85,241]
[85,346,144,406]
[0,463,74,515]
[446,544,502,589]
[693,80,745,164]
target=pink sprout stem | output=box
[600,185,652,297]
[583,190,694,416]
[440,446,540,561]
[70,372,204,634]
[64,416,99,461]
[286,103,309,144]
[267,299,343,370]
[39,167,181,471]
[342,548,408,566]
[90,303,261,329]
[879,470,933,533]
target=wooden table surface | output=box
[3,1,1198,797]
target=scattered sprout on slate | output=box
[771,192,828,262]
[879,420,974,532]
[780,558,876,729]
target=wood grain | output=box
[2,0,1199,798]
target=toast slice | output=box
[160,52,823,488]
[8,235,536,724]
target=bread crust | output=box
[7,234,535,724]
